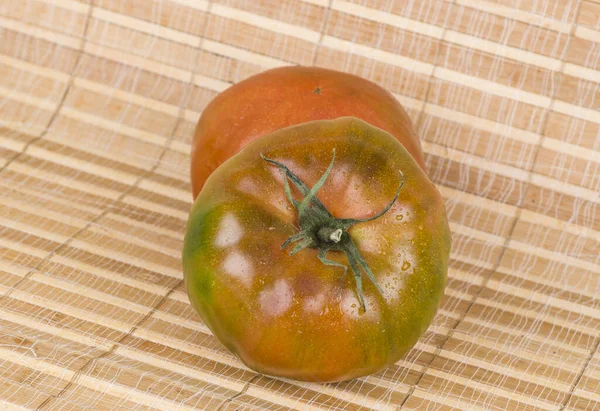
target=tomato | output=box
[191,66,426,199]
[183,117,451,382]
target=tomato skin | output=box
[191,66,426,199]
[183,117,450,382]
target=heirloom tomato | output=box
[190,66,426,199]
[183,115,451,382]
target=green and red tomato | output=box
[183,67,451,382]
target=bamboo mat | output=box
[0,0,599,410]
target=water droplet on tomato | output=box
[268,226,275,231]
[401,261,411,271]
[395,215,403,221]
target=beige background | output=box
[1,0,599,410]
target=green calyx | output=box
[261,149,404,312]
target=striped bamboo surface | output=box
[1,0,599,410]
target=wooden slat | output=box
[0,0,88,37]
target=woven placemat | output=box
[1,0,599,409]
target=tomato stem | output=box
[261,150,404,312]
[317,227,343,243]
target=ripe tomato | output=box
[183,116,451,382]
[191,66,426,199]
